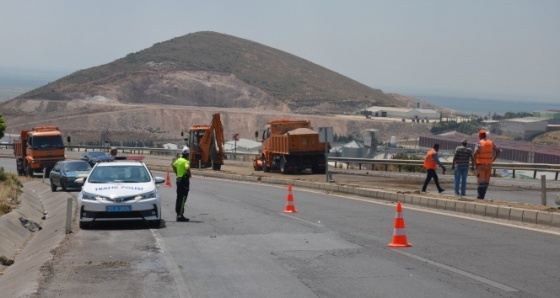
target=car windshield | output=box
[63,162,91,172]
[88,165,150,183]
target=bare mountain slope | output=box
[1,31,429,144]
[3,102,431,145]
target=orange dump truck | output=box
[253,119,327,174]
[13,126,65,176]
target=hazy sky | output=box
[1,0,558,101]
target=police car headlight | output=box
[81,191,101,201]
[136,190,157,200]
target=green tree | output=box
[0,113,6,139]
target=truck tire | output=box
[280,157,287,174]
[263,156,270,173]
[311,167,326,174]
[16,160,24,176]
[26,165,34,177]
[149,219,161,229]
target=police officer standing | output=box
[172,146,191,222]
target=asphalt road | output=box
[34,176,560,297]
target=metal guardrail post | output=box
[65,198,73,234]
[541,175,547,206]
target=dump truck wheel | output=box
[26,165,34,177]
[263,157,270,172]
[280,157,287,174]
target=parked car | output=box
[50,160,92,192]
[76,157,165,229]
[80,151,109,166]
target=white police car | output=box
[76,156,165,229]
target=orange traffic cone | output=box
[165,171,172,187]
[388,201,412,248]
[283,184,298,213]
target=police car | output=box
[76,156,165,229]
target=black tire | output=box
[149,219,161,229]
[280,157,287,174]
[50,180,57,192]
[27,165,34,177]
[61,180,67,191]
[79,221,90,229]
[311,167,326,174]
[16,160,24,176]
[212,163,222,171]
[263,157,270,173]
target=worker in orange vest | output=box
[473,130,501,199]
[421,143,446,193]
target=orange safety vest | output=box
[476,139,494,164]
[423,149,437,170]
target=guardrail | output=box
[328,157,560,180]
[2,143,559,180]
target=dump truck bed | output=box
[267,128,325,155]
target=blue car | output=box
[80,151,109,166]
[50,160,92,192]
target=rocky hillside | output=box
[0,31,434,144]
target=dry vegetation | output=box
[0,168,23,216]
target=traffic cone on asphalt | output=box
[165,171,172,187]
[283,184,298,213]
[388,201,412,248]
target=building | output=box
[533,109,560,121]
[224,138,261,154]
[366,106,440,120]
[497,117,548,140]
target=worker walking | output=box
[473,130,501,200]
[451,139,474,197]
[172,146,192,222]
[421,143,446,193]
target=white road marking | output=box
[392,249,518,293]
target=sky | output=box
[1,0,559,102]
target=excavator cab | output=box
[184,113,226,171]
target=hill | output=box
[0,31,434,144]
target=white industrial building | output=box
[224,138,261,154]
[366,106,440,120]
[497,117,548,140]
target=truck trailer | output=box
[253,119,327,174]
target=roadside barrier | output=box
[388,201,412,248]
[283,184,298,213]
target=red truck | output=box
[13,126,66,176]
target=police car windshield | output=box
[88,165,150,183]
